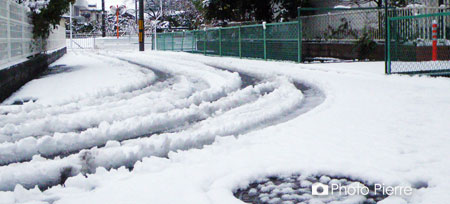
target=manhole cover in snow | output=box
[233,174,409,204]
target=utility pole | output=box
[135,0,138,24]
[384,0,388,74]
[154,0,162,50]
[102,0,106,37]
[70,2,73,49]
[139,0,145,51]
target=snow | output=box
[0,49,450,204]
[2,52,156,106]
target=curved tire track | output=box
[0,55,325,192]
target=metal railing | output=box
[156,21,301,62]
[67,34,152,50]
[68,34,97,49]
[155,5,450,75]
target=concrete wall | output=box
[0,47,67,102]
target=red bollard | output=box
[432,20,438,61]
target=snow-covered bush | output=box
[16,0,75,40]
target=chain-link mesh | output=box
[299,7,447,42]
[205,28,219,55]
[298,7,389,62]
[221,27,240,57]
[182,31,195,52]
[195,30,206,54]
[300,8,388,42]
[388,12,450,74]
[240,25,264,59]
[155,7,450,75]
[155,21,301,62]
[266,22,299,61]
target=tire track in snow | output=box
[0,55,256,165]
[210,65,325,135]
[0,54,173,139]
[0,54,324,192]
[0,57,202,165]
[0,57,268,190]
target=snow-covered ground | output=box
[3,52,156,106]
[0,49,449,204]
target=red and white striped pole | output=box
[432,20,438,61]
[116,5,120,39]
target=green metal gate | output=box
[387,12,450,75]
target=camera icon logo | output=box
[312,183,329,196]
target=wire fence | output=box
[300,7,387,42]
[300,7,449,42]
[387,12,450,74]
[155,5,450,75]
[156,21,301,62]
[0,0,66,67]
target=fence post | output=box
[297,8,302,63]
[386,18,391,74]
[263,22,267,60]
[239,26,242,58]
[7,0,11,61]
[219,28,222,56]
[204,28,207,55]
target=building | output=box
[68,0,102,23]
[72,0,88,19]
[80,4,102,23]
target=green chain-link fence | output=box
[299,7,388,42]
[298,7,399,62]
[156,21,301,62]
[154,6,450,75]
[387,12,450,75]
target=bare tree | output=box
[145,0,202,30]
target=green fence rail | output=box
[155,21,301,63]
[387,12,450,75]
[154,6,450,76]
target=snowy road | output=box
[0,51,323,193]
[1,50,450,204]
